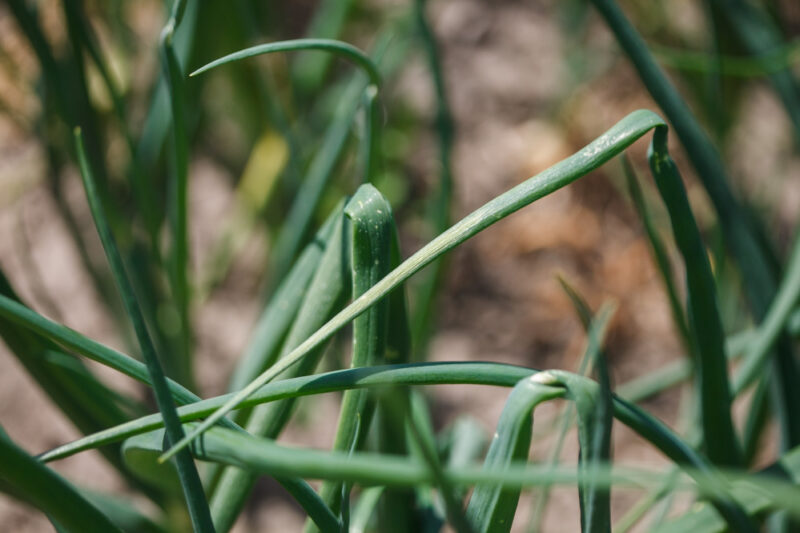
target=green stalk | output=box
[209,209,349,532]
[160,0,193,387]
[411,0,455,353]
[539,370,614,533]
[401,391,474,533]
[527,299,616,532]
[73,129,215,533]
[228,206,341,393]
[316,185,392,519]
[179,426,800,519]
[375,227,415,532]
[647,127,739,466]
[622,156,693,354]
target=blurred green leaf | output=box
[0,428,122,533]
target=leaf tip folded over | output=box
[466,376,564,533]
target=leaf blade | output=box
[466,377,565,533]
[160,109,668,462]
[73,128,215,533]
[0,429,123,533]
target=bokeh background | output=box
[1,0,799,531]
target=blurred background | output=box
[1,0,799,531]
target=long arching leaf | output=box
[161,109,668,461]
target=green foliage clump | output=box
[1,1,799,532]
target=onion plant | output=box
[1,1,799,532]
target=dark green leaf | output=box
[73,128,215,533]
[0,429,122,533]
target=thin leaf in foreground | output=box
[73,128,215,533]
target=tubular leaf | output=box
[316,184,393,518]
[73,129,215,533]
[591,0,800,461]
[160,424,800,519]
[160,0,193,387]
[209,208,348,532]
[622,156,693,353]
[44,361,750,529]
[228,204,342,393]
[647,127,739,466]
[466,376,565,533]
[190,38,381,88]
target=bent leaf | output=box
[466,376,565,533]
